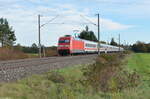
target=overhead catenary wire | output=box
[43,22,96,25]
[80,15,97,26]
[42,14,97,26]
[40,15,60,27]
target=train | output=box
[57,35,124,56]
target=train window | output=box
[65,40,70,43]
[85,43,96,48]
[59,40,70,43]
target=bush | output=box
[46,72,65,83]
[82,53,140,92]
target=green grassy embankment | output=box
[0,53,150,99]
[126,53,150,98]
[0,65,88,99]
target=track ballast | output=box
[0,55,96,82]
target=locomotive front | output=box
[57,36,71,56]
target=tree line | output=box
[131,41,150,53]
[14,43,57,54]
[14,43,39,53]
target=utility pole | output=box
[38,14,42,58]
[97,14,100,55]
[119,34,120,52]
[43,45,46,57]
[37,15,59,58]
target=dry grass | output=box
[0,47,29,61]
[0,47,58,61]
[45,48,57,57]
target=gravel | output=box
[0,55,97,82]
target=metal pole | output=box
[119,34,120,52]
[43,45,46,57]
[38,14,42,58]
[97,14,100,55]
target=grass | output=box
[0,47,57,61]
[126,53,150,98]
[0,48,40,61]
[0,65,85,99]
[127,53,150,77]
[0,53,150,99]
[26,53,39,58]
[0,48,28,60]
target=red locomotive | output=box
[57,35,123,56]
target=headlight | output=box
[58,45,70,47]
[65,45,70,47]
[58,45,64,47]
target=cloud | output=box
[85,0,150,5]
[82,16,134,31]
[0,1,134,46]
[87,0,150,18]
[101,19,134,30]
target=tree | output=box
[110,38,118,46]
[31,43,38,53]
[21,43,39,53]
[79,26,98,42]
[0,18,16,47]
[132,41,148,53]
[14,43,22,51]
[100,41,107,44]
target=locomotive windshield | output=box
[59,40,70,43]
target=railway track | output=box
[0,55,96,82]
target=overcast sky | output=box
[0,0,150,46]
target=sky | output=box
[0,0,150,46]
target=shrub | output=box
[82,53,140,92]
[46,72,65,83]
